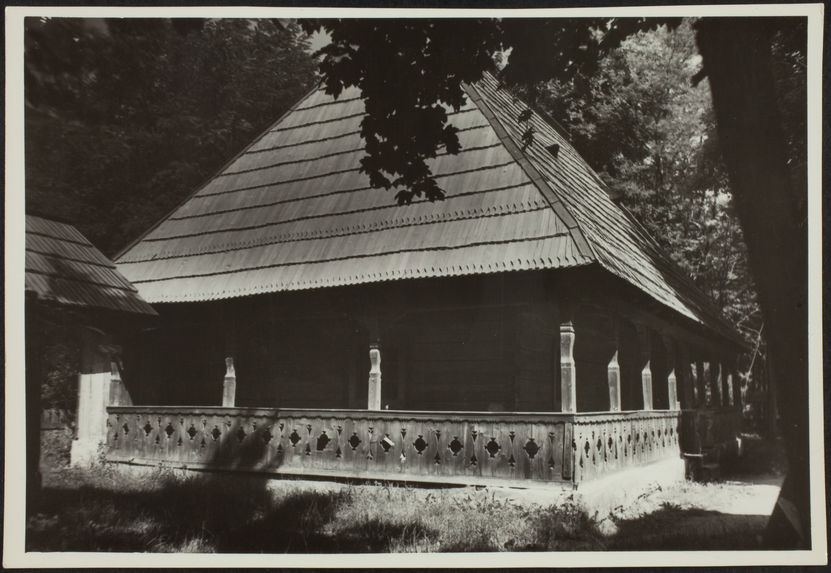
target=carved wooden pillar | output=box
[559,318,576,413]
[367,343,382,410]
[695,359,706,408]
[607,319,621,412]
[108,352,132,406]
[678,342,694,410]
[222,357,236,407]
[636,325,653,410]
[732,357,742,413]
[710,358,723,407]
[721,359,732,407]
[664,336,679,410]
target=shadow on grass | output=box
[608,505,770,550]
[28,472,340,552]
[26,470,444,553]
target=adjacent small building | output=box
[88,73,742,487]
[25,214,156,479]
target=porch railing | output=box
[105,406,682,485]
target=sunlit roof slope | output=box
[26,215,157,315]
[115,72,736,341]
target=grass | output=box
[27,466,602,553]
[27,435,784,553]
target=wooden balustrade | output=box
[571,411,682,482]
[105,407,686,485]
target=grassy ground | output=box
[26,435,785,553]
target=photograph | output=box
[4,3,826,568]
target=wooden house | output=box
[100,73,743,487]
[25,215,157,485]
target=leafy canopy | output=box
[300,18,679,204]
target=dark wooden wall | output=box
[121,269,731,414]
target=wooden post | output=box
[108,353,132,406]
[695,359,706,408]
[636,325,653,411]
[71,326,115,466]
[559,319,576,413]
[732,358,742,414]
[607,319,621,412]
[721,359,731,407]
[664,336,679,411]
[608,350,621,412]
[710,358,722,408]
[367,343,382,410]
[678,342,694,410]
[222,357,236,407]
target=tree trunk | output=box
[695,18,809,547]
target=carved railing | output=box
[571,410,682,483]
[105,407,683,485]
[105,407,574,484]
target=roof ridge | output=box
[463,79,598,263]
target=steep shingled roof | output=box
[26,215,157,316]
[115,73,736,341]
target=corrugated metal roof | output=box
[26,215,157,316]
[115,73,736,341]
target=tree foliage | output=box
[301,18,678,204]
[534,22,761,339]
[25,17,317,255]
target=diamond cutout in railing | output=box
[262,427,273,444]
[413,435,428,455]
[211,426,222,441]
[380,435,395,453]
[289,429,301,447]
[165,423,175,438]
[523,438,539,459]
[237,426,247,443]
[448,437,463,456]
[123,423,130,435]
[348,433,361,450]
[143,421,153,436]
[187,424,197,440]
[316,431,330,451]
[485,438,500,458]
